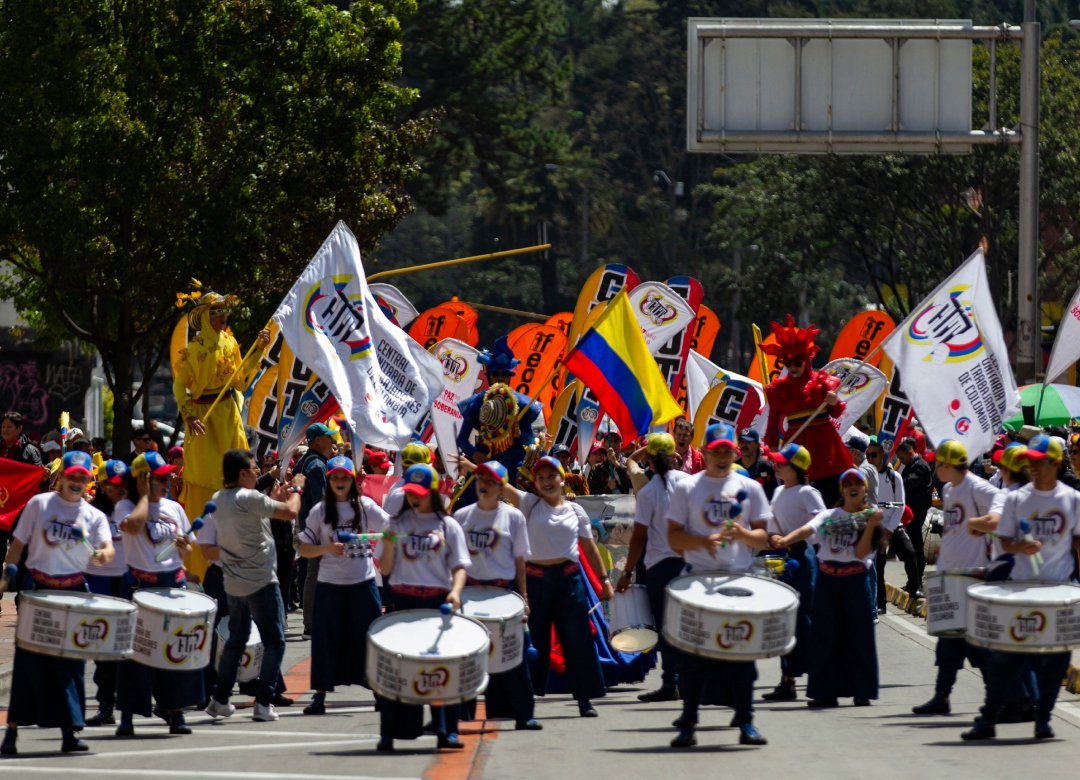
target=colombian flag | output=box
[563,289,685,440]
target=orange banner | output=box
[545,312,573,338]
[508,324,568,423]
[690,304,721,359]
[747,332,782,385]
[828,309,895,366]
[409,305,471,349]
[440,298,480,346]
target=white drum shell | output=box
[460,587,526,674]
[926,571,983,637]
[367,610,490,705]
[663,573,799,660]
[214,619,265,681]
[132,588,217,670]
[16,591,137,661]
[609,584,657,653]
[966,582,1080,653]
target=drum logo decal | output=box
[403,531,443,560]
[466,526,499,557]
[716,620,754,649]
[165,623,208,664]
[1030,511,1066,539]
[828,533,857,554]
[42,519,78,548]
[1009,610,1047,642]
[703,495,737,527]
[73,618,109,648]
[412,666,451,696]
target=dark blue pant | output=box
[645,557,684,689]
[214,583,286,707]
[526,563,606,703]
[85,572,134,708]
[780,545,816,679]
[378,590,460,740]
[934,637,986,697]
[807,569,878,701]
[679,653,756,727]
[311,579,382,692]
[977,650,1071,728]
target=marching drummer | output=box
[453,461,541,730]
[776,468,882,709]
[0,451,115,755]
[377,463,471,751]
[961,434,1080,741]
[666,423,774,749]
[115,451,202,737]
[617,432,689,704]
[84,460,134,727]
[762,443,825,702]
[912,440,1002,717]
[298,455,389,715]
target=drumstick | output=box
[587,601,603,616]
[2,564,17,583]
[719,490,748,549]
[69,525,100,557]
[1018,518,1043,575]
[155,509,209,562]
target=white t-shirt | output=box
[382,479,406,516]
[666,471,772,574]
[520,494,592,562]
[936,472,1005,571]
[455,502,531,581]
[997,482,1080,583]
[15,493,111,576]
[809,507,873,568]
[119,497,193,573]
[300,498,390,585]
[875,466,906,532]
[387,510,470,589]
[635,471,690,568]
[768,483,826,536]
[84,502,127,577]
[196,513,222,569]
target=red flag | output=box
[0,459,44,531]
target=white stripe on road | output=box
[0,769,417,780]
[78,728,379,739]
[0,737,385,762]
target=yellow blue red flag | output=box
[563,289,684,439]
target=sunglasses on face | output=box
[866,451,882,458]
[134,436,151,442]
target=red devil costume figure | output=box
[761,316,852,507]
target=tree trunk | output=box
[110,339,137,458]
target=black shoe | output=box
[912,695,950,715]
[303,700,326,715]
[579,701,598,717]
[878,606,887,616]
[739,723,767,745]
[762,680,797,701]
[961,723,997,740]
[86,705,116,727]
[907,589,925,601]
[169,714,192,735]
[854,698,871,707]
[807,698,838,708]
[638,687,680,703]
[115,723,135,737]
[1035,723,1055,739]
[670,729,697,748]
[515,719,543,730]
[377,738,394,751]
[1,728,16,755]
[61,735,89,753]
[272,695,295,707]
[437,734,465,749]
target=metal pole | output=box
[1017,4,1040,385]
[731,248,742,371]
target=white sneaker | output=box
[253,702,279,722]
[205,700,235,719]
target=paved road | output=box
[5,570,1080,780]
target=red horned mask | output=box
[760,315,821,364]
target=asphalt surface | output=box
[5,566,1080,780]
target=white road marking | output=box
[77,727,377,739]
[0,737,385,762]
[0,769,417,780]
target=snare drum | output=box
[132,588,217,670]
[608,584,657,653]
[663,573,799,660]
[966,581,1080,653]
[460,587,526,674]
[16,590,137,661]
[214,619,265,681]
[925,569,985,637]
[367,609,489,706]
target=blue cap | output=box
[475,461,509,485]
[703,423,738,451]
[62,450,94,476]
[327,455,354,475]
[96,459,128,484]
[737,427,760,442]
[403,464,439,496]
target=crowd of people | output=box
[2,306,1080,756]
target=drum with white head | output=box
[367,608,489,706]
[966,581,1080,653]
[214,619,265,681]
[609,584,657,652]
[663,573,799,660]
[16,591,137,661]
[132,588,217,670]
[925,569,985,637]
[460,587,526,674]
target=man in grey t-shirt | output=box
[206,449,304,723]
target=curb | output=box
[884,582,926,618]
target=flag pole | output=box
[366,244,551,283]
[785,341,887,446]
